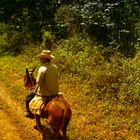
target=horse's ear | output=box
[26,68,29,75]
[32,66,36,73]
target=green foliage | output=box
[55,39,140,139]
[79,1,139,55]
[0,23,25,55]
[0,1,140,138]
[54,36,100,76]
[41,31,55,50]
[0,0,59,42]
[53,35,140,108]
[54,1,140,56]
[0,0,140,56]
[1,39,140,139]
[55,5,81,36]
[0,55,27,102]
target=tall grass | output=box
[0,35,140,139]
[53,36,140,139]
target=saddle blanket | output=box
[29,92,64,115]
[29,95,45,115]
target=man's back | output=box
[36,62,59,96]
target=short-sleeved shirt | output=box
[36,62,59,97]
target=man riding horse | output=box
[25,50,59,131]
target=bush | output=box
[0,23,38,55]
[52,35,140,107]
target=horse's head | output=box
[24,67,36,89]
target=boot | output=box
[25,112,34,119]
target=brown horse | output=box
[24,68,72,140]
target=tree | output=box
[0,0,59,41]
[78,0,140,56]
[0,0,139,56]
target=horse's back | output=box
[43,96,71,128]
[45,96,71,117]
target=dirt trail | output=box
[0,83,41,140]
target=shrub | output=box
[0,23,25,55]
[53,35,140,107]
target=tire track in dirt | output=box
[0,82,41,140]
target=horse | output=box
[24,68,72,140]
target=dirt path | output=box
[0,83,41,140]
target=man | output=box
[29,50,59,130]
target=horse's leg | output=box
[58,126,67,140]
[42,134,46,140]
[59,117,70,140]
[58,129,65,140]
[34,115,42,130]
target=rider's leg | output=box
[25,91,35,118]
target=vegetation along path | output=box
[0,55,140,139]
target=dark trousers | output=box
[26,91,35,114]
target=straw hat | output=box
[37,50,55,59]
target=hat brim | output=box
[37,54,55,59]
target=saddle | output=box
[29,93,63,116]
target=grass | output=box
[0,46,140,139]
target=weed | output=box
[0,38,140,139]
